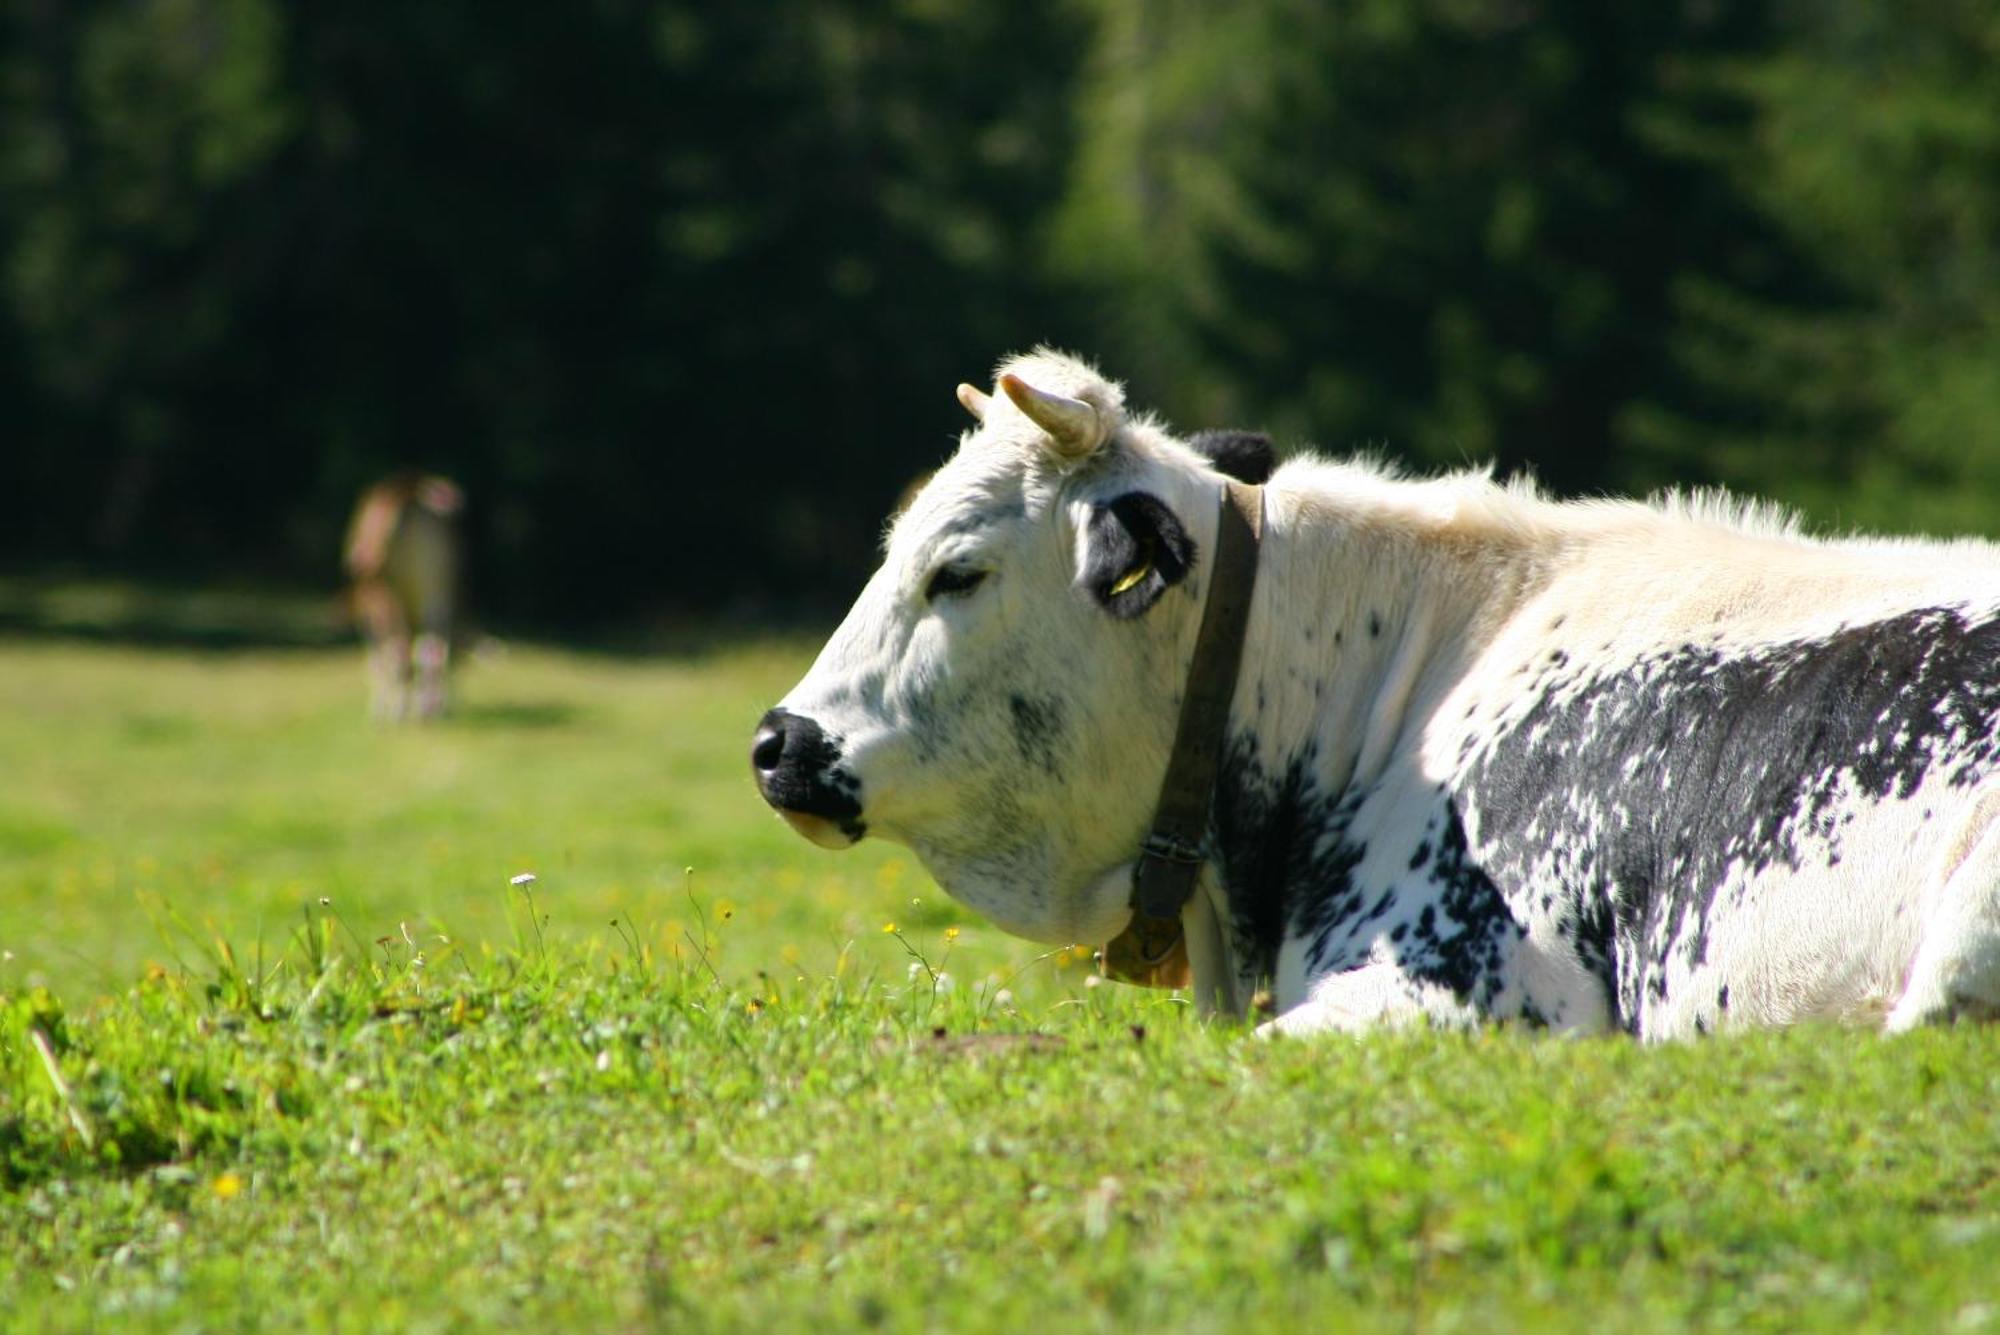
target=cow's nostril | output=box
[751,718,787,774]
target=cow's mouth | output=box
[774,809,867,850]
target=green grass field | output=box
[4,622,1999,1331]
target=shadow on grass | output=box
[0,574,349,650]
[0,571,832,660]
[450,701,580,729]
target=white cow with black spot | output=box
[753,349,2000,1039]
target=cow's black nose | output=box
[751,708,863,833]
[753,707,826,784]
[752,707,860,835]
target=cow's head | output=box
[752,350,1272,944]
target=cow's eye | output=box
[925,565,988,602]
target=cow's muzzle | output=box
[751,707,867,848]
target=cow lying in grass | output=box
[344,472,464,721]
[753,349,2000,1038]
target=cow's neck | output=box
[1201,483,1550,998]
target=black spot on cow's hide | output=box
[1212,732,1526,1016]
[1188,429,1276,485]
[1213,736,1335,986]
[1401,802,1526,1010]
[1084,492,1195,619]
[1459,603,2000,1029]
[1008,693,1066,776]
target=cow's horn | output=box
[999,374,1103,457]
[955,382,990,421]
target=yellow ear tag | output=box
[1108,561,1152,597]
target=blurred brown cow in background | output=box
[344,473,465,720]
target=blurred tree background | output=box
[1,0,1995,626]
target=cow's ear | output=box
[1084,493,1195,619]
[1188,429,1275,485]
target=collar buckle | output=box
[1139,832,1206,867]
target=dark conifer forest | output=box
[4,2,1996,624]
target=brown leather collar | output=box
[1102,479,1264,987]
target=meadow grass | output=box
[3,629,1999,1331]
